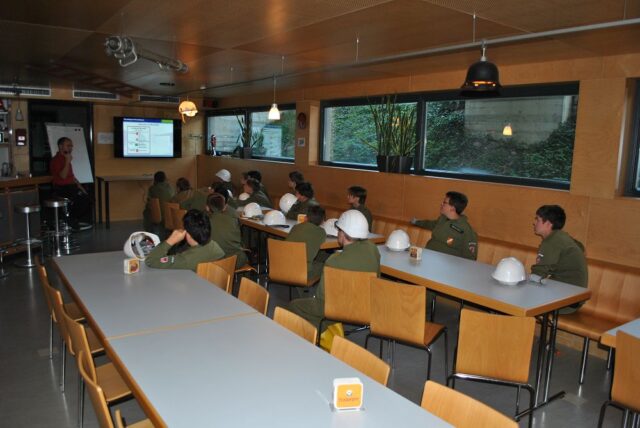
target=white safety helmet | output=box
[123,232,160,261]
[386,229,411,251]
[263,210,286,226]
[243,202,262,218]
[335,210,369,240]
[238,192,250,201]
[492,257,527,286]
[279,193,297,214]
[322,218,339,237]
[215,169,231,182]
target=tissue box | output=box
[333,377,363,411]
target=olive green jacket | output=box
[208,211,248,268]
[532,230,588,288]
[352,204,373,232]
[145,240,224,272]
[286,222,327,279]
[143,182,173,230]
[286,197,319,220]
[237,190,273,209]
[415,214,478,260]
[172,189,208,211]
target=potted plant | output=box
[236,116,265,158]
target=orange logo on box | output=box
[297,214,307,223]
[333,378,363,410]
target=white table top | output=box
[600,318,640,348]
[108,313,451,428]
[54,251,255,339]
[379,245,591,317]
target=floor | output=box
[0,220,627,427]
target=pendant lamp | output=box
[461,42,501,97]
[268,75,280,120]
[178,100,198,122]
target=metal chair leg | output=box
[597,400,613,428]
[49,316,54,359]
[78,377,85,428]
[443,329,449,380]
[607,347,614,371]
[60,341,66,392]
[579,337,589,384]
[426,347,433,380]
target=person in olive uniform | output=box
[146,209,224,272]
[171,177,207,211]
[288,171,305,192]
[531,205,588,313]
[286,182,319,220]
[236,178,273,209]
[246,170,273,206]
[288,210,380,327]
[213,169,235,199]
[412,191,478,260]
[211,183,239,219]
[207,193,248,269]
[347,185,372,232]
[143,171,174,233]
[286,205,327,281]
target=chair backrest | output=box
[421,380,518,428]
[197,262,232,293]
[323,266,377,325]
[330,336,390,386]
[611,331,640,411]
[267,239,308,286]
[172,207,187,230]
[148,197,162,225]
[62,307,97,381]
[456,309,535,384]
[78,351,115,428]
[162,202,179,230]
[45,283,71,351]
[213,254,237,277]
[370,277,426,346]
[273,306,317,344]
[36,262,56,322]
[238,277,270,315]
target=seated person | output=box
[146,209,224,271]
[172,177,207,211]
[286,205,327,281]
[206,193,248,269]
[288,210,380,327]
[236,178,273,208]
[288,171,305,192]
[347,185,372,232]
[212,169,235,199]
[411,191,478,260]
[50,137,91,229]
[211,183,239,219]
[246,170,273,206]
[286,182,319,220]
[143,171,174,233]
[531,205,588,313]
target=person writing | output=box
[50,137,90,230]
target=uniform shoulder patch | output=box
[468,242,477,254]
[449,223,464,234]
[160,256,171,264]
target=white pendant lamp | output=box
[268,75,280,120]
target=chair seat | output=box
[557,312,621,341]
[96,363,132,403]
[129,419,154,428]
[423,322,446,347]
[87,328,105,355]
[64,302,85,321]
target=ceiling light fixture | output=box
[178,99,198,122]
[460,41,501,97]
[502,123,513,136]
[105,35,188,73]
[268,75,280,121]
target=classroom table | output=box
[600,318,640,348]
[378,245,591,411]
[96,175,153,229]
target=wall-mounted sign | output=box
[15,128,27,146]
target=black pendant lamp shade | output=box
[460,43,501,97]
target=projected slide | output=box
[122,118,174,157]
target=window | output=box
[207,113,243,154]
[320,84,579,189]
[626,82,640,196]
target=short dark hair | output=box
[446,191,468,215]
[183,209,211,245]
[536,205,566,230]
[245,178,261,193]
[307,205,325,226]
[207,193,226,212]
[247,170,262,182]
[153,171,166,184]
[348,186,367,204]
[212,183,230,202]
[176,177,191,192]
[289,171,304,185]
[57,137,71,147]
[295,182,314,199]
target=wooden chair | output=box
[114,410,153,428]
[273,306,318,344]
[421,381,518,428]
[267,238,319,300]
[365,278,448,381]
[67,315,132,428]
[598,331,640,427]
[320,266,378,336]
[197,261,232,293]
[162,202,178,231]
[148,197,162,225]
[171,207,187,230]
[449,309,536,428]
[238,277,269,315]
[331,336,391,386]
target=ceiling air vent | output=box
[139,94,179,104]
[0,85,51,97]
[73,89,119,100]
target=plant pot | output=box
[389,155,414,174]
[239,147,252,159]
[376,155,390,172]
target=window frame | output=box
[319,83,580,190]
[625,81,640,197]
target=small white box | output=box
[332,377,363,411]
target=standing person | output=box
[207,193,248,269]
[286,182,319,220]
[288,210,380,327]
[288,171,305,192]
[531,205,588,313]
[286,205,327,282]
[50,137,91,229]
[347,185,372,232]
[145,209,224,272]
[143,171,174,233]
[236,178,273,208]
[411,191,478,260]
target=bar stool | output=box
[43,198,70,257]
[0,247,9,279]
[14,203,42,268]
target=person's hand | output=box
[166,229,187,246]
[64,152,73,162]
